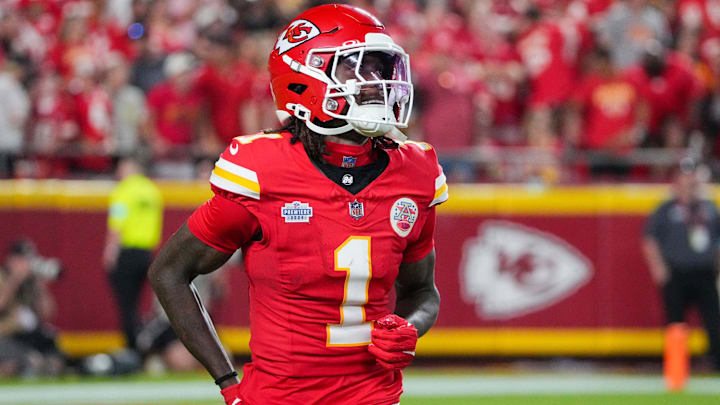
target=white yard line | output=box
[1,374,720,404]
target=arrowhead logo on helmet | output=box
[460,221,593,319]
[275,20,320,54]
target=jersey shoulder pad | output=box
[396,141,448,207]
[209,132,286,200]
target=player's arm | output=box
[642,208,669,286]
[642,236,669,286]
[147,223,238,387]
[394,249,440,337]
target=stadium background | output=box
[2,0,720,403]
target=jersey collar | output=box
[322,140,376,168]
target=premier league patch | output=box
[349,200,364,220]
[341,156,357,168]
[281,201,313,223]
[390,198,418,237]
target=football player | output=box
[149,4,447,404]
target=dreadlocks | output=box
[265,117,399,162]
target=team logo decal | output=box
[275,19,320,54]
[390,198,418,237]
[460,221,593,319]
[349,200,364,220]
[281,201,313,223]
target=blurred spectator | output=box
[25,72,79,178]
[0,239,64,378]
[676,0,720,62]
[193,26,254,155]
[466,2,525,147]
[642,160,720,372]
[103,156,163,353]
[130,33,167,94]
[626,41,704,147]
[69,61,114,173]
[146,52,200,159]
[515,3,579,162]
[235,0,283,31]
[566,47,648,178]
[597,0,671,70]
[106,53,150,158]
[413,4,483,182]
[0,60,31,178]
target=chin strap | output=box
[306,119,355,136]
[286,103,354,136]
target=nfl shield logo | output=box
[342,156,357,168]
[348,200,364,220]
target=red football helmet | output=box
[268,4,413,137]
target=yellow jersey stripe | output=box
[212,166,260,194]
[434,182,449,200]
[216,157,258,182]
[209,173,260,200]
[430,190,449,207]
[402,140,433,151]
[435,172,447,189]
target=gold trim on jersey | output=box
[431,171,449,207]
[400,140,433,151]
[210,157,260,200]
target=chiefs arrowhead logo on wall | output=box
[461,221,593,319]
[275,19,320,54]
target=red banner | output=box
[0,181,709,356]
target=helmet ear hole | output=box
[288,83,308,95]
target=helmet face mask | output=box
[268,5,413,137]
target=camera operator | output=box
[0,239,64,377]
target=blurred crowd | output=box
[0,0,720,182]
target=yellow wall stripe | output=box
[0,180,212,211]
[212,167,260,193]
[57,327,708,357]
[4,181,717,215]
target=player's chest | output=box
[252,186,425,289]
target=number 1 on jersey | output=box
[327,236,373,347]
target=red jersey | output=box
[575,73,641,149]
[189,132,447,381]
[517,21,577,107]
[193,62,254,143]
[625,53,704,133]
[147,81,200,145]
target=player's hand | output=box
[368,314,418,370]
[220,382,243,405]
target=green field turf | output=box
[2,370,719,405]
[29,394,718,405]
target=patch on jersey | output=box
[275,19,320,54]
[341,156,357,168]
[281,201,313,223]
[390,198,418,237]
[348,200,364,220]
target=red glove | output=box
[221,382,244,405]
[368,314,418,370]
